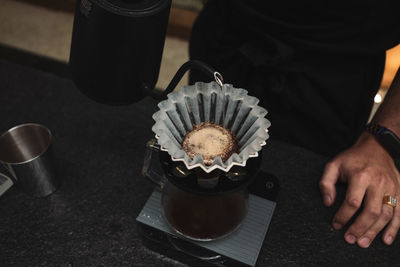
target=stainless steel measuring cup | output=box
[0,123,59,197]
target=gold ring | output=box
[383,195,397,208]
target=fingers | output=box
[320,161,340,206]
[383,195,400,245]
[322,138,400,248]
[332,175,369,230]
[356,204,394,248]
[343,185,384,244]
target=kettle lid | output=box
[94,0,171,16]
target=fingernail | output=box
[358,237,371,248]
[323,194,332,205]
[332,222,342,230]
[345,234,356,244]
[385,235,393,245]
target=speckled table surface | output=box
[0,60,399,266]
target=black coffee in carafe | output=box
[164,188,248,241]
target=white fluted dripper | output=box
[152,82,271,173]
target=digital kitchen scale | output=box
[136,171,279,267]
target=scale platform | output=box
[136,171,279,267]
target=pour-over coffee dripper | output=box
[142,64,270,241]
[152,81,270,175]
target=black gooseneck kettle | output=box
[70,0,221,105]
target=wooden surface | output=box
[381,45,400,90]
[167,6,199,40]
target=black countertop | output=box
[0,59,398,266]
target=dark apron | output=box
[189,0,400,157]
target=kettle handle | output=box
[145,60,224,100]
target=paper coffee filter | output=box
[152,81,271,173]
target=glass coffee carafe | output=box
[142,139,261,241]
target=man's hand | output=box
[319,132,400,248]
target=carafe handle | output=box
[0,165,15,197]
[142,139,167,188]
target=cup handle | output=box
[0,165,15,197]
[142,139,167,188]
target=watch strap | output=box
[365,122,400,159]
[365,122,381,135]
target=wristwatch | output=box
[365,122,400,159]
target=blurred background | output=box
[0,0,399,118]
